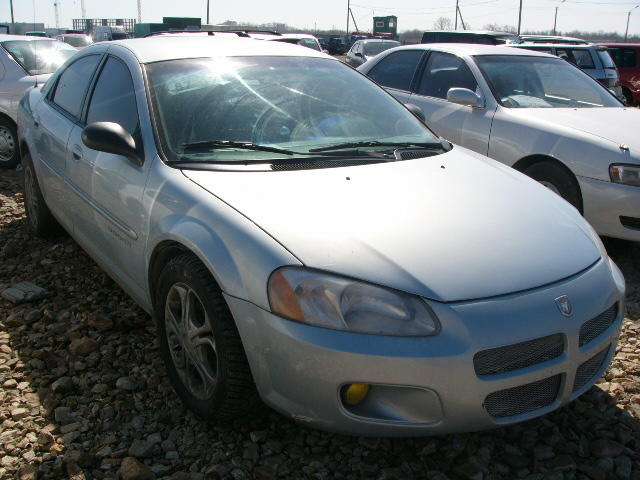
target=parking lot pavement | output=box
[1,169,639,480]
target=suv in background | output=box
[512,43,623,100]
[92,25,129,42]
[345,39,400,67]
[421,30,521,45]
[599,43,640,106]
[327,37,348,55]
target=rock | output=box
[615,456,632,480]
[69,337,99,356]
[88,312,114,331]
[119,457,155,480]
[95,446,112,458]
[54,406,73,424]
[128,439,154,458]
[116,376,137,391]
[16,464,38,480]
[10,407,29,420]
[51,376,74,393]
[590,439,625,457]
[3,378,17,388]
[1,281,51,304]
[2,239,21,257]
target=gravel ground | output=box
[0,168,639,480]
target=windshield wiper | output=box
[308,140,445,153]
[181,140,297,156]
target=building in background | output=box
[373,16,398,40]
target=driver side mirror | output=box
[82,122,143,166]
[446,88,484,108]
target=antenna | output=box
[137,0,142,23]
[81,0,86,19]
[54,0,60,28]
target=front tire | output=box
[0,118,19,169]
[524,161,582,212]
[154,253,259,421]
[22,151,63,237]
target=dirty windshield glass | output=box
[2,40,77,75]
[146,56,438,162]
[475,55,621,108]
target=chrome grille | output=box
[474,334,564,376]
[573,346,610,392]
[484,375,562,418]
[579,304,617,347]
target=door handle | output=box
[71,145,83,162]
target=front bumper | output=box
[225,258,624,436]
[579,175,640,242]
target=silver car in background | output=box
[18,37,624,435]
[0,34,76,167]
[359,44,640,242]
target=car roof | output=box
[514,43,603,49]
[597,42,640,47]
[359,39,400,43]
[423,30,516,37]
[388,43,555,57]
[60,33,89,37]
[93,36,330,63]
[0,34,56,42]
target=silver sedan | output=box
[18,36,625,435]
[358,44,640,242]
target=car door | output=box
[32,54,102,230]
[65,53,150,293]
[346,41,359,66]
[366,49,425,105]
[408,51,494,154]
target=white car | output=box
[0,35,76,167]
[358,44,640,242]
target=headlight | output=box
[610,164,640,186]
[268,267,439,336]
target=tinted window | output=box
[2,40,77,75]
[363,41,400,56]
[418,52,478,99]
[622,48,637,67]
[298,38,321,51]
[52,55,101,118]
[86,57,138,134]
[367,50,423,91]
[556,48,595,69]
[596,49,616,68]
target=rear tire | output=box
[524,161,582,212]
[22,151,63,237]
[154,253,259,422]
[0,118,19,169]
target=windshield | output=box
[146,56,438,163]
[475,55,621,108]
[364,41,400,56]
[62,36,92,47]
[2,40,77,75]
[596,49,616,68]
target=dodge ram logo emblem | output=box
[555,295,572,317]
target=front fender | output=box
[145,166,302,311]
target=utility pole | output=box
[137,0,142,23]
[625,5,639,41]
[346,0,350,39]
[81,0,86,18]
[206,0,210,24]
[553,0,566,35]
[517,0,522,34]
[454,0,459,30]
[54,1,60,28]
[9,0,14,23]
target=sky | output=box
[4,0,640,36]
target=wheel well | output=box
[512,154,583,214]
[148,241,190,306]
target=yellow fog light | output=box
[343,383,370,405]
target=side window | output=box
[608,47,621,66]
[623,48,637,67]
[367,50,423,91]
[417,52,478,99]
[52,55,101,118]
[557,49,594,69]
[86,56,139,134]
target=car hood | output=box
[182,148,601,302]
[506,107,640,151]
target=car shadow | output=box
[1,172,639,479]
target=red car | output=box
[599,43,640,106]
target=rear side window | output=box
[86,57,139,134]
[52,55,101,118]
[556,48,595,69]
[367,50,423,91]
[417,52,478,99]
[621,48,637,67]
[596,49,616,69]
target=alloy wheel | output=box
[164,283,218,400]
